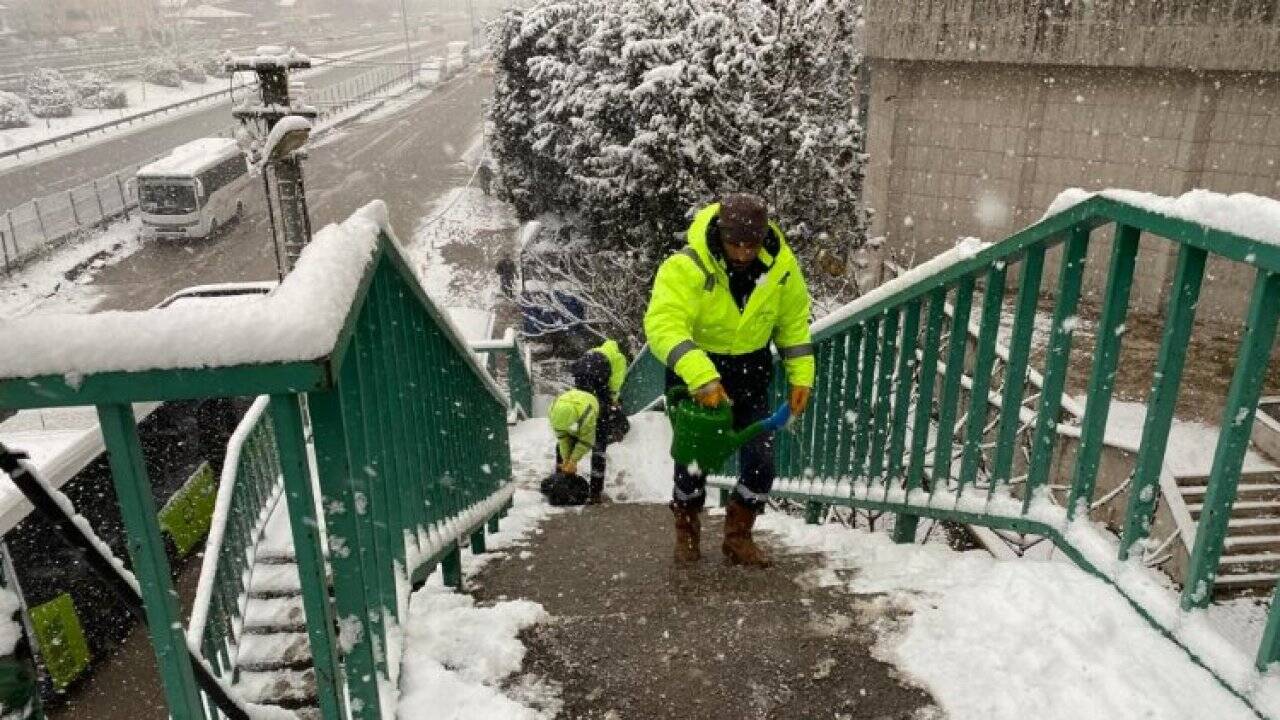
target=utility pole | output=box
[228,48,318,276]
[399,0,417,85]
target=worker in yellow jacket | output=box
[644,193,814,567]
[551,351,613,504]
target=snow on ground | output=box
[396,418,563,720]
[604,411,675,503]
[0,586,22,656]
[0,218,144,318]
[0,43,423,171]
[760,513,1261,720]
[0,73,255,161]
[1093,399,1275,474]
[411,184,518,310]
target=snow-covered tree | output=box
[491,0,869,343]
[0,91,32,129]
[25,68,75,118]
[141,58,182,88]
[74,73,129,110]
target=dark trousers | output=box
[667,347,775,511]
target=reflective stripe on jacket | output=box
[643,203,815,390]
[549,389,599,463]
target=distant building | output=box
[862,0,1280,317]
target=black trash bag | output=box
[540,471,590,506]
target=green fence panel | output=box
[29,593,89,690]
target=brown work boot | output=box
[671,503,701,562]
[722,500,772,567]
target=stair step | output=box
[1187,500,1280,517]
[1180,483,1280,498]
[237,631,312,672]
[247,563,302,599]
[1177,469,1280,484]
[242,597,307,634]
[255,550,298,565]
[235,668,316,705]
[1228,517,1280,532]
[1224,535,1280,551]
[1213,572,1280,588]
[1218,552,1280,567]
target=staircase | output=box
[232,504,320,719]
[1178,468,1280,595]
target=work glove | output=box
[693,380,730,408]
[558,460,578,476]
[789,385,811,417]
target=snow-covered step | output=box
[1217,552,1280,569]
[237,630,312,672]
[1179,483,1280,499]
[1214,572,1280,589]
[242,596,307,634]
[1223,534,1280,551]
[235,667,317,704]
[1186,499,1280,518]
[1227,517,1280,533]
[247,562,303,599]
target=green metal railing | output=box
[187,396,282,688]
[472,329,535,419]
[0,204,519,720]
[620,194,1280,714]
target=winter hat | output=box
[719,193,768,245]
[571,351,610,392]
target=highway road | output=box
[0,19,470,210]
[85,68,492,312]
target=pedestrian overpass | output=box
[2,194,1280,719]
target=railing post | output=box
[869,308,901,486]
[268,394,350,720]
[96,403,205,719]
[886,299,922,483]
[92,178,107,226]
[930,275,975,496]
[1119,245,1208,559]
[1023,225,1090,512]
[310,386,384,720]
[1182,270,1280,609]
[957,264,1008,495]
[805,501,824,525]
[991,244,1046,490]
[31,198,48,247]
[894,286,947,543]
[1068,224,1139,519]
[851,316,881,478]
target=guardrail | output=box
[1,59,422,274]
[0,201,517,720]
[619,192,1280,717]
[471,329,535,419]
[0,41,413,163]
[187,396,283,683]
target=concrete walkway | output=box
[472,503,938,720]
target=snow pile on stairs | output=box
[759,514,1265,720]
[396,418,564,719]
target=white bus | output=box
[136,138,250,240]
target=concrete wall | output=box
[863,3,1280,319]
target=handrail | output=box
[619,190,1280,718]
[0,200,519,720]
[186,395,280,670]
[469,329,535,418]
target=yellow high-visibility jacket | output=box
[590,339,627,401]
[644,203,815,391]
[549,389,600,463]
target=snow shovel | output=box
[666,386,791,475]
